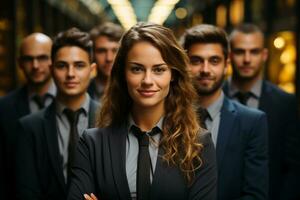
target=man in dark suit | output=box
[223,23,300,200]
[182,24,269,199]
[15,28,98,200]
[88,22,123,100]
[0,33,54,197]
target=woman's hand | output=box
[83,193,98,200]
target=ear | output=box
[262,48,268,62]
[90,62,97,78]
[224,58,230,75]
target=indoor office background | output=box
[0,0,299,107]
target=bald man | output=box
[0,33,55,198]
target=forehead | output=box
[21,40,51,56]
[94,36,119,48]
[188,43,224,58]
[231,32,264,49]
[128,41,162,58]
[54,46,90,62]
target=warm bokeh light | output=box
[274,37,285,49]
[230,0,244,25]
[148,0,180,25]
[280,45,296,64]
[107,0,137,30]
[216,4,227,28]
[175,7,187,19]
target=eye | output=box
[130,65,144,74]
[54,62,67,69]
[189,56,203,65]
[233,49,244,55]
[153,66,168,74]
[75,62,87,69]
[250,48,262,55]
[209,57,222,65]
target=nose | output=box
[67,66,75,78]
[106,50,114,62]
[32,58,39,69]
[244,51,251,63]
[141,71,153,85]
[200,60,210,73]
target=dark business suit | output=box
[223,80,299,200]
[87,78,103,101]
[0,86,30,198]
[68,126,217,200]
[217,97,268,200]
[15,100,98,200]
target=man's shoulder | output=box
[263,80,295,100]
[224,96,265,116]
[0,87,25,107]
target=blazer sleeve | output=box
[240,112,269,200]
[68,130,97,200]
[189,130,217,200]
[15,119,42,200]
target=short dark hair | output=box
[51,27,93,62]
[182,24,229,59]
[229,23,264,44]
[90,22,124,42]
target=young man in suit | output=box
[15,28,98,200]
[223,23,300,199]
[0,33,54,198]
[88,22,123,100]
[182,24,269,200]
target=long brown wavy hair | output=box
[97,22,204,183]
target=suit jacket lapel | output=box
[258,81,270,113]
[16,86,30,117]
[109,124,131,199]
[88,100,98,128]
[43,102,66,194]
[216,97,237,169]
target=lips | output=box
[137,89,158,97]
[64,82,79,88]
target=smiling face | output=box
[51,46,95,99]
[188,43,228,96]
[125,41,172,112]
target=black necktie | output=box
[32,95,46,109]
[198,108,210,129]
[131,126,160,200]
[64,108,83,183]
[235,91,252,105]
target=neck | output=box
[232,73,262,92]
[56,93,87,111]
[27,79,52,96]
[199,89,222,108]
[96,74,108,87]
[131,103,164,132]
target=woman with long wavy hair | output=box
[68,22,217,200]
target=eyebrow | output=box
[128,62,167,67]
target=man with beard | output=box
[88,22,123,100]
[223,23,300,199]
[0,33,55,198]
[182,24,269,200]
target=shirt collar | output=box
[206,91,224,120]
[127,115,164,134]
[28,80,57,99]
[228,77,262,98]
[56,93,90,116]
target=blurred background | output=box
[0,0,299,104]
